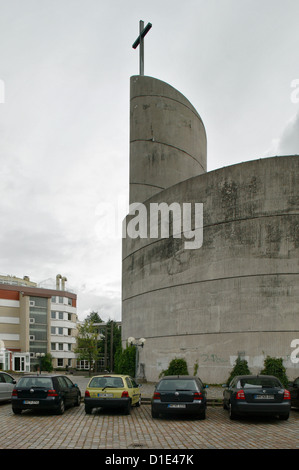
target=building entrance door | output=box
[14,356,25,372]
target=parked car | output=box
[223,375,291,420]
[287,377,299,408]
[0,372,16,402]
[84,374,141,415]
[11,374,81,415]
[151,375,207,419]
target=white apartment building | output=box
[0,274,78,371]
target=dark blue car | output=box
[287,377,299,408]
[11,374,81,415]
[151,375,207,419]
[223,375,291,420]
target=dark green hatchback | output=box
[11,374,81,415]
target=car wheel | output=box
[135,396,141,407]
[12,408,22,415]
[197,408,206,420]
[229,403,237,420]
[56,399,65,415]
[74,393,81,407]
[124,400,131,415]
[278,413,289,420]
[85,405,92,414]
[151,409,159,419]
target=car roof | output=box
[159,375,199,380]
[89,374,130,378]
[233,375,280,379]
[18,374,62,378]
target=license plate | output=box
[254,395,274,400]
[23,400,39,405]
[97,393,113,398]
[168,404,186,408]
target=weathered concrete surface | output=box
[122,155,299,383]
[129,75,207,204]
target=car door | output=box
[223,379,231,406]
[129,377,141,405]
[57,376,72,406]
[0,372,16,401]
[224,377,237,406]
[64,376,78,404]
[289,377,299,407]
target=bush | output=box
[260,356,289,387]
[159,358,189,378]
[227,357,251,384]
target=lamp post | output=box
[36,353,45,375]
[128,337,146,379]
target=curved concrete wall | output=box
[122,155,299,383]
[129,76,207,204]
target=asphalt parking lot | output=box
[0,375,298,451]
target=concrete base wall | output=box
[136,331,298,384]
[122,155,299,383]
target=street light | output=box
[128,337,146,378]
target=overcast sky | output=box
[0,0,298,321]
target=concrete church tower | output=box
[129,75,207,204]
[122,37,299,382]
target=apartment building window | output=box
[59,312,64,320]
[51,327,64,335]
[29,296,48,359]
[76,360,90,370]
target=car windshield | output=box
[89,376,124,389]
[157,379,197,391]
[17,377,53,388]
[239,377,281,389]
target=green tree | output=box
[87,311,103,324]
[159,358,189,378]
[75,317,100,375]
[41,353,53,372]
[227,357,251,384]
[260,356,289,387]
[97,319,122,371]
[114,343,136,377]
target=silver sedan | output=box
[0,372,16,402]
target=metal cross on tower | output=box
[132,20,152,76]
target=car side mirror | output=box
[222,384,228,388]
